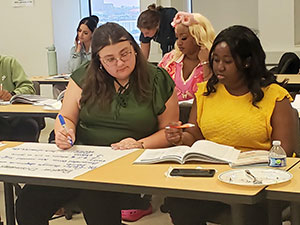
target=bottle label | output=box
[269,157,286,167]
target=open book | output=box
[10,94,49,104]
[230,150,269,167]
[8,94,62,110]
[134,140,240,164]
[46,73,71,79]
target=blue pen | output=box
[58,114,74,146]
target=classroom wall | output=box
[193,0,258,35]
[296,0,300,45]
[193,0,300,64]
[258,0,300,63]
[0,0,82,76]
[52,0,81,74]
[1,0,299,77]
[0,0,53,76]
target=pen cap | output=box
[58,114,65,125]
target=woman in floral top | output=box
[158,12,215,101]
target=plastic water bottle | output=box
[46,44,58,75]
[268,140,286,167]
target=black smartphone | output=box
[170,168,216,177]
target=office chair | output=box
[270,52,300,74]
[271,52,300,93]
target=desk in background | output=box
[276,74,300,93]
[31,75,69,85]
[0,141,299,225]
[276,74,300,84]
[31,75,69,99]
[0,104,58,117]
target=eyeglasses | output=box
[100,50,132,67]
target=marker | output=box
[165,123,195,129]
[58,114,73,146]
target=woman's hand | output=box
[55,128,75,150]
[165,121,183,145]
[111,138,143,150]
[75,40,81,53]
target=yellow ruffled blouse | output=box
[195,82,292,151]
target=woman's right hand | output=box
[55,128,75,150]
[165,121,183,146]
[75,39,81,53]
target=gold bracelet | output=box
[200,61,209,66]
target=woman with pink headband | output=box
[159,12,215,102]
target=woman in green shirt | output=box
[16,22,178,225]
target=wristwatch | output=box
[10,91,16,96]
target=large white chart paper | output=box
[0,143,136,179]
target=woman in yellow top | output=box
[165,25,299,225]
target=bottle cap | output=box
[46,44,56,51]
[272,140,281,145]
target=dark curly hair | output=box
[205,25,282,106]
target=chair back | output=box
[271,52,300,74]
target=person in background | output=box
[16,22,179,225]
[68,15,99,72]
[158,12,215,213]
[164,25,299,225]
[53,15,99,98]
[0,55,42,142]
[159,12,215,102]
[137,4,177,59]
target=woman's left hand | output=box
[111,138,143,150]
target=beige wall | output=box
[193,0,300,63]
[258,0,300,63]
[193,0,258,34]
[0,0,81,77]
[0,0,53,76]
[52,0,81,74]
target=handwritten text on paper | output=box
[0,143,136,179]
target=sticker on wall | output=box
[12,0,34,7]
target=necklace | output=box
[114,78,130,94]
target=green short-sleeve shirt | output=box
[71,63,175,146]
